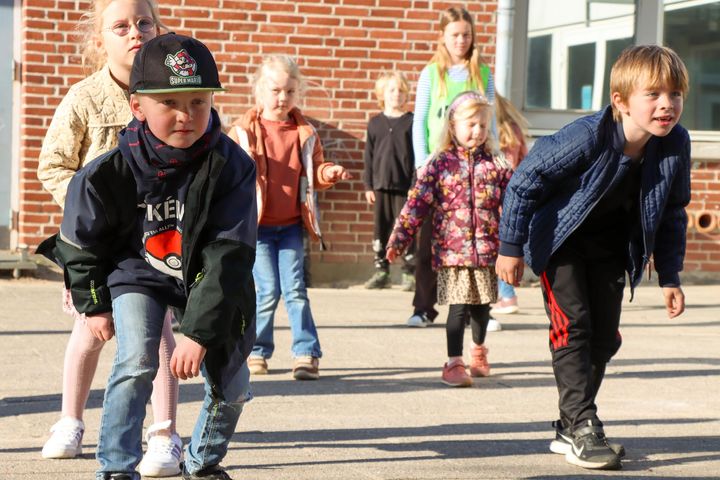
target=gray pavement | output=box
[1,274,719,479]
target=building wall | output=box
[18,0,497,279]
[16,0,720,281]
[687,159,720,279]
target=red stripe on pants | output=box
[541,272,569,349]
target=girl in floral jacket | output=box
[387,91,512,388]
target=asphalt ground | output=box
[1,274,719,479]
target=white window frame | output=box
[508,0,720,147]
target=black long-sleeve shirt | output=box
[363,112,414,192]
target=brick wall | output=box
[686,160,720,278]
[18,0,497,278]
[18,0,720,280]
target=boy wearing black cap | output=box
[39,34,257,480]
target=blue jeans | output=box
[96,293,251,479]
[253,223,322,359]
[498,279,516,299]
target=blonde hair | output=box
[253,55,304,106]
[78,0,166,75]
[435,91,494,153]
[610,45,689,121]
[495,93,529,152]
[430,7,486,98]
[374,71,409,109]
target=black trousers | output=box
[540,246,624,431]
[411,218,438,320]
[373,190,413,273]
[446,304,490,357]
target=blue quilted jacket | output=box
[499,106,691,289]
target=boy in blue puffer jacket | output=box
[497,45,690,471]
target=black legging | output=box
[446,304,490,357]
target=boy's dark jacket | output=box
[499,106,691,289]
[38,128,257,399]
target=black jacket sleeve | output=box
[179,151,258,348]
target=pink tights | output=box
[60,300,178,431]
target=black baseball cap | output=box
[130,33,226,94]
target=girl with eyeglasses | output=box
[37,1,181,477]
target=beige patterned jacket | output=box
[37,66,131,207]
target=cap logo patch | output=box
[164,49,202,86]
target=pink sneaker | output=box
[491,296,519,315]
[469,344,491,377]
[441,360,472,387]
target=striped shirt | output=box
[412,63,496,168]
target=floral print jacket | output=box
[388,146,512,270]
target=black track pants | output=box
[372,190,413,273]
[412,218,438,320]
[540,247,625,430]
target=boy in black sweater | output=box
[363,72,415,290]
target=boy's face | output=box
[383,78,407,111]
[613,81,684,142]
[453,109,490,149]
[130,91,213,148]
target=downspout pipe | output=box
[494,0,515,96]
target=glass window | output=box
[525,0,635,111]
[663,0,720,131]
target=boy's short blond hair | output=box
[374,72,409,109]
[610,45,689,121]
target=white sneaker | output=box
[487,317,503,332]
[41,417,84,459]
[407,312,431,328]
[137,420,182,477]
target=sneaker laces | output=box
[49,418,84,445]
[145,420,182,460]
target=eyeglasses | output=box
[103,17,155,37]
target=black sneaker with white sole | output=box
[549,419,625,458]
[564,420,622,470]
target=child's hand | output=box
[171,337,208,380]
[386,247,399,264]
[86,312,114,342]
[325,165,353,183]
[496,255,524,286]
[365,191,375,204]
[662,286,685,318]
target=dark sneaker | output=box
[182,463,232,479]
[564,420,622,470]
[101,474,134,480]
[364,271,391,289]
[549,419,625,457]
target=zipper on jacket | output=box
[632,187,651,295]
[189,269,205,290]
[468,150,479,265]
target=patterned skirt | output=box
[437,266,498,305]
